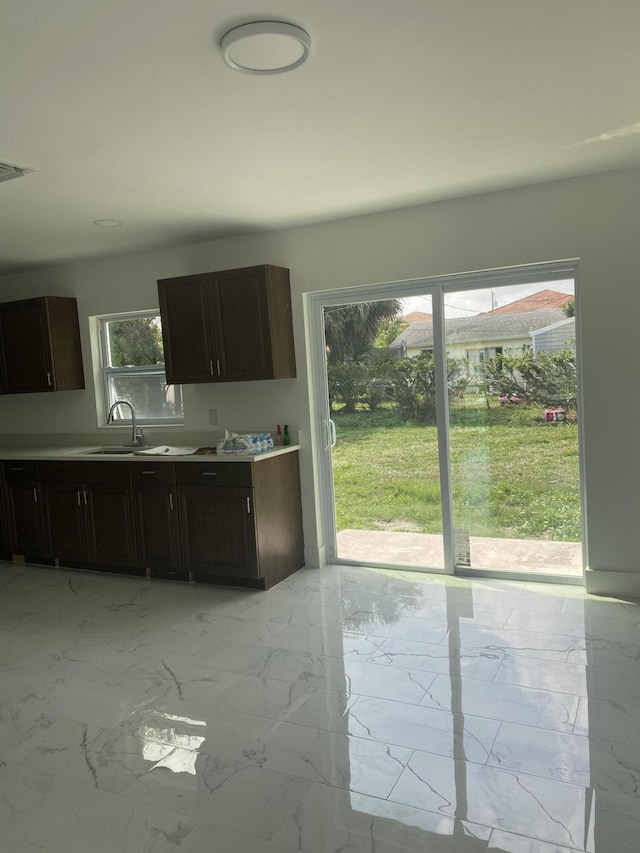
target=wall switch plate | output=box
[208,408,218,426]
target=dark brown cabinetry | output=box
[158,265,296,385]
[0,450,304,590]
[0,297,84,394]
[177,462,258,581]
[176,455,304,588]
[132,463,183,579]
[40,462,139,572]
[3,461,47,559]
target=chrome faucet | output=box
[107,400,145,447]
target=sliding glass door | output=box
[324,293,446,570]
[444,280,582,578]
[308,262,584,582]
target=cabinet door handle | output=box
[246,496,251,514]
[216,359,221,376]
[9,466,24,471]
[46,372,52,387]
[141,470,157,475]
[201,472,217,477]
[169,493,174,510]
[33,487,38,503]
[77,490,81,506]
[209,360,214,376]
[83,490,88,505]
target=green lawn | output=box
[331,403,581,541]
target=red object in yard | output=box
[544,407,566,422]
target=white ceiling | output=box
[2,0,640,276]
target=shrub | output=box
[481,348,577,411]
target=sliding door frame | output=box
[305,259,586,584]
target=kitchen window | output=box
[99,311,183,424]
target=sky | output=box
[402,279,575,319]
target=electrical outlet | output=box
[208,408,218,426]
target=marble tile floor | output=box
[0,561,639,852]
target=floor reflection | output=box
[0,561,638,851]
[335,569,638,851]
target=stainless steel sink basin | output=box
[85,447,137,455]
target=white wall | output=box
[1,167,639,591]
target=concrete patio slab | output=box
[336,529,582,578]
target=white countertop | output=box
[0,444,300,463]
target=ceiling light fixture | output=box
[92,219,123,227]
[221,21,310,75]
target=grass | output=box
[331,402,581,541]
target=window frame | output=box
[98,309,183,426]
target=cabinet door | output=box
[5,481,46,556]
[212,268,273,381]
[0,299,53,393]
[86,483,138,567]
[42,481,87,561]
[0,486,9,557]
[134,485,182,574]
[158,274,217,384]
[178,486,258,578]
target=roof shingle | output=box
[391,308,566,348]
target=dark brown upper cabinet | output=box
[0,296,85,394]
[158,265,296,385]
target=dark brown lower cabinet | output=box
[3,461,48,559]
[175,453,304,589]
[134,484,182,577]
[1,451,304,589]
[178,485,258,579]
[42,481,86,561]
[132,462,183,579]
[0,483,10,559]
[86,482,138,568]
[40,462,139,572]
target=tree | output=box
[324,300,401,361]
[327,359,366,414]
[561,297,575,318]
[373,316,408,348]
[109,317,164,367]
[106,316,169,417]
[391,352,469,423]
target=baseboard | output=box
[304,545,327,569]
[585,568,640,600]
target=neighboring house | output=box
[402,310,432,323]
[390,308,567,372]
[482,289,573,315]
[531,316,576,353]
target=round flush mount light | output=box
[221,22,310,75]
[92,219,123,227]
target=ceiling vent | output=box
[0,160,34,184]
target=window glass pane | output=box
[105,316,164,367]
[108,372,183,420]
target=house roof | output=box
[483,289,573,315]
[391,308,566,349]
[403,311,432,324]
[530,316,576,337]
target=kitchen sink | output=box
[85,447,138,455]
